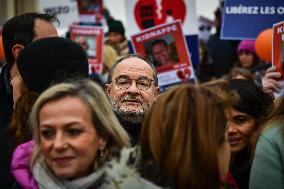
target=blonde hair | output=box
[30,79,130,166]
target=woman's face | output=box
[238,50,254,68]
[226,108,256,153]
[39,96,106,178]
[218,128,230,181]
[10,65,23,108]
[107,32,124,44]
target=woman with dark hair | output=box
[226,79,273,189]
[139,81,238,189]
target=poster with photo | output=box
[273,21,284,78]
[272,21,284,97]
[70,25,103,74]
[125,0,199,66]
[77,0,103,24]
[131,20,195,88]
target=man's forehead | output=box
[113,58,154,79]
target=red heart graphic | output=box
[134,0,186,30]
[184,68,191,79]
[177,68,191,81]
[177,70,185,80]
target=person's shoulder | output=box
[106,147,140,170]
[260,122,284,145]
[262,122,283,137]
[104,38,111,45]
[100,147,163,189]
[11,141,34,169]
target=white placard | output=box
[39,0,79,36]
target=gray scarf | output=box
[32,159,104,189]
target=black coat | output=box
[0,126,16,189]
[117,115,142,146]
[230,148,251,189]
[0,64,13,128]
[207,32,239,78]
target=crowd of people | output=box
[0,5,283,189]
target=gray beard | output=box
[113,109,144,124]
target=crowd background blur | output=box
[0,1,276,86]
[0,0,221,84]
[1,1,283,189]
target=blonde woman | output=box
[11,80,136,189]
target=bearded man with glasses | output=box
[105,54,159,145]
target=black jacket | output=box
[117,116,142,146]
[0,64,13,128]
[230,148,251,189]
[0,126,16,189]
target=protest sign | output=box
[273,21,284,79]
[125,0,199,65]
[222,0,284,40]
[39,0,79,36]
[77,0,103,24]
[70,25,103,74]
[131,20,195,88]
[270,21,284,97]
[125,0,198,35]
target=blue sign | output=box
[221,0,284,40]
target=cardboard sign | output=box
[70,25,103,74]
[222,0,284,40]
[125,0,198,36]
[77,0,103,24]
[131,20,195,88]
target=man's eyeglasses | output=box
[114,75,154,91]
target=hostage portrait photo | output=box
[143,33,180,67]
[74,35,97,58]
